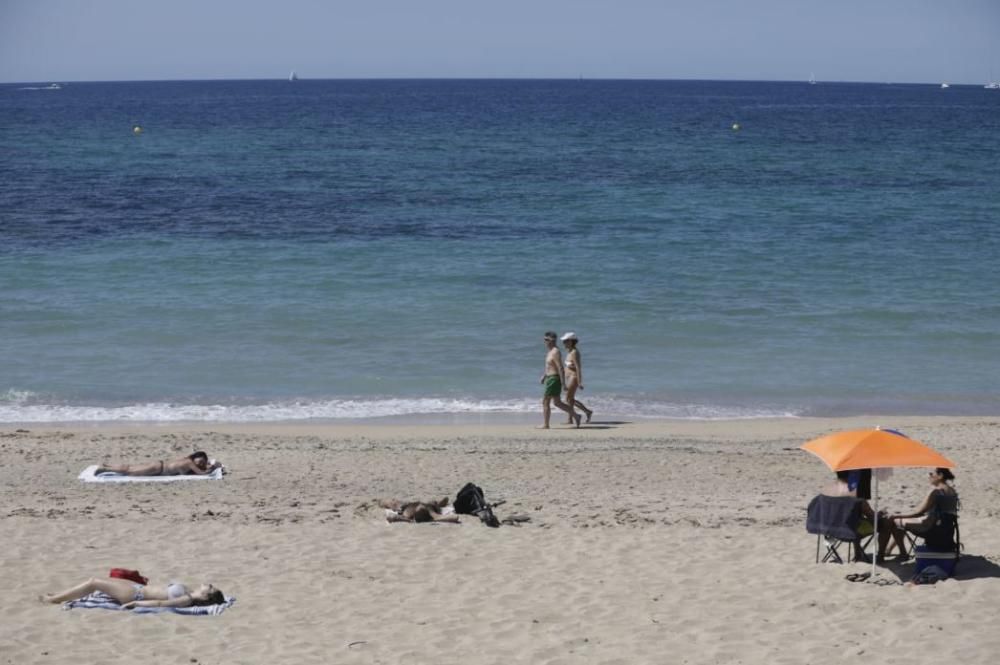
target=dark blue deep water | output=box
[2,79,999,421]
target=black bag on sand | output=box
[454,483,501,528]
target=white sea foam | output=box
[0,395,798,423]
[0,389,40,405]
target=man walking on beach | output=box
[540,331,580,429]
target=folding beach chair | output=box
[806,495,872,564]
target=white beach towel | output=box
[78,461,224,483]
[62,591,235,615]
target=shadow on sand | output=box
[877,553,1000,582]
[550,420,631,430]
[953,555,1000,581]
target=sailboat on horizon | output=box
[808,72,817,85]
[289,70,298,82]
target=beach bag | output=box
[454,483,501,528]
[911,564,949,585]
[109,568,148,585]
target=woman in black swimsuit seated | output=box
[96,451,220,476]
[41,576,225,609]
[890,467,959,535]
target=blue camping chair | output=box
[806,494,873,563]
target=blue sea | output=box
[2,79,999,423]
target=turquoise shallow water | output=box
[1,79,999,421]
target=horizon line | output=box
[2,75,989,86]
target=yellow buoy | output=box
[132,125,143,135]
[731,123,741,131]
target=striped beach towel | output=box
[62,591,235,615]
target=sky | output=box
[1,0,998,84]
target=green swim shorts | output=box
[543,375,562,398]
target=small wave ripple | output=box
[0,395,798,423]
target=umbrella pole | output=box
[872,474,879,578]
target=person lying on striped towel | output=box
[41,576,225,610]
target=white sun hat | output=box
[560,332,578,342]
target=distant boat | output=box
[940,82,950,89]
[289,71,298,82]
[808,73,817,85]
[45,83,61,89]
[986,81,1000,90]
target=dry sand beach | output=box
[2,417,999,665]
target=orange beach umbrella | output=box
[800,428,955,471]
[801,428,955,577]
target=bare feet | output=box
[585,410,593,423]
[536,425,550,429]
[574,414,582,428]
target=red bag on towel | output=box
[109,568,148,585]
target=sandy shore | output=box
[2,416,999,665]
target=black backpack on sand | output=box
[454,483,501,528]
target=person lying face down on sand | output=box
[40,576,225,609]
[379,497,460,523]
[95,451,221,476]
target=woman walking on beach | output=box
[561,332,593,424]
[41,577,225,609]
[95,451,220,476]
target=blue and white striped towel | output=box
[78,463,224,483]
[62,591,235,615]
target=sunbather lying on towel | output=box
[41,576,225,609]
[379,497,459,523]
[96,451,220,477]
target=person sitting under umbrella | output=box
[889,467,959,536]
[825,470,908,562]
